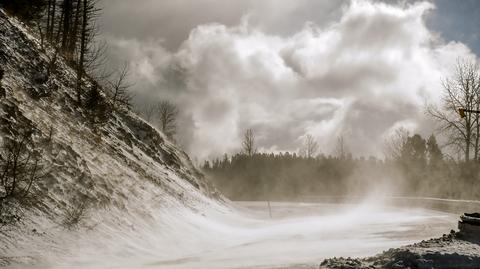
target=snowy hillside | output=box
[0,8,225,266]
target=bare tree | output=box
[138,103,157,123]
[427,60,480,162]
[61,0,73,53]
[36,21,46,49]
[75,0,88,104]
[242,129,256,156]
[384,127,410,160]
[108,62,133,111]
[46,45,60,78]
[334,135,349,159]
[67,0,82,61]
[136,101,178,131]
[300,134,319,158]
[157,101,178,139]
[45,0,54,41]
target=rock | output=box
[458,213,480,239]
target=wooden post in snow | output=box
[267,199,272,219]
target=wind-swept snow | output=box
[5,201,458,269]
[0,8,473,269]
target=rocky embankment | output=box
[320,214,480,269]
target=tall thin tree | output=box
[301,134,319,159]
[242,129,256,157]
[157,101,178,139]
[109,62,133,111]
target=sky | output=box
[98,0,480,160]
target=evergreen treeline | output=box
[203,133,480,201]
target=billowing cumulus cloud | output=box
[103,0,477,160]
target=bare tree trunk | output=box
[76,0,88,105]
[465,127,471,162]
[474,102,479,161]
[46,0,52,39]
[61,0,72,52]
[37,23,45,48]
[464,75,473,162]
[49,0,57,42]
[68,0,82,62]
[55,7,64,45]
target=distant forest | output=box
[203,132,480,201]
[204,59,480,201]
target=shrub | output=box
[0,128,48,227]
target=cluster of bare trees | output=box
[41,0,103,104]
[2,0,129,110]
[240,129,349,160]
[427,60,480,162]
[43,1,136,113]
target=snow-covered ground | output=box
[5,201,458,269]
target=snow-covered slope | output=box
[0,9,226,267]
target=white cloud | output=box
[106,0,477,160]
